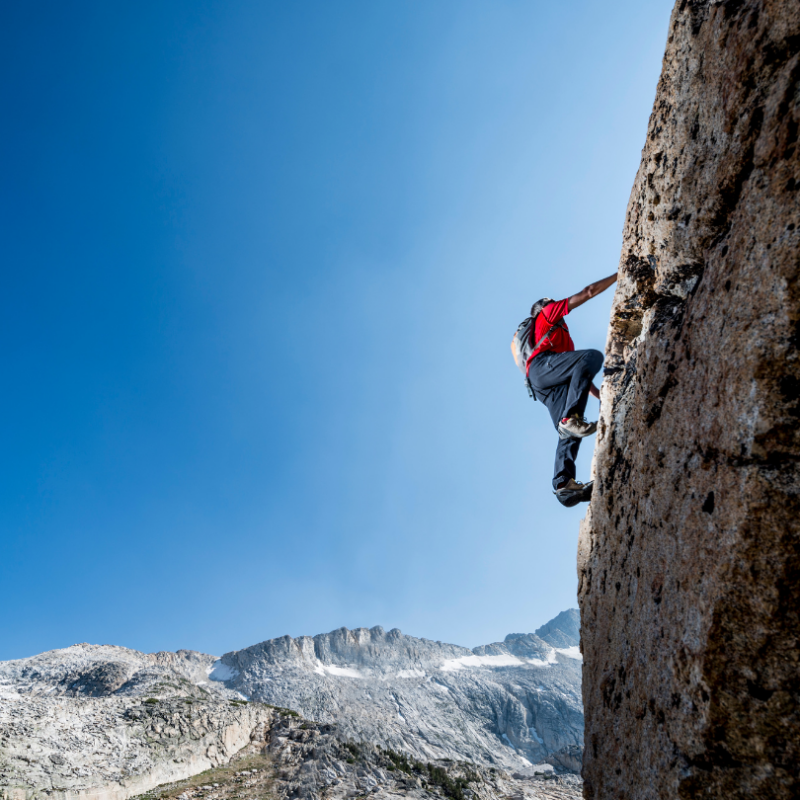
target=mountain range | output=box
[0,610,584,799]
[208,609,583,770]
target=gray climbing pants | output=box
[528,349,604,491]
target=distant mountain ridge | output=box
[201,609,583,770]
[0,609,583,774]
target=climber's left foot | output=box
[554,479,593,507]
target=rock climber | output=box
[511,272,618,507]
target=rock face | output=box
[0,697,584,800]
[578,1,800,799]
[125,712,584,800]
[0,694,273,800]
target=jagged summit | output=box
[219,613,581,675]
[222,624,471,676]
[534,609,579,643]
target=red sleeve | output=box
[541,299,569,323]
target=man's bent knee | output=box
[582,348,604,372]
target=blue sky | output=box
[1,0,674,660]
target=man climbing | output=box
[511,272,617,507]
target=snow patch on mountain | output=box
[208,661,239,681]
[313,663,363,679]
[439,654,524,671]
[526,651,558,668]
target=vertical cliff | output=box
[577,1,800,798]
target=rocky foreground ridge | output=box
[0,699,582,800]
[0,612,583,800]
[578,0,800,798]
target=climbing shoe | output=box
[554,479,594,508]
[557,414,598,440]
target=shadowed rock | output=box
[578,1,800,798]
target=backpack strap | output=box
[532,320,566,352]
[525,375,535,399]
[525,319,566,400]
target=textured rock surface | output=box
[0,694,273,800]
[0,697,582,800]
[578,1,800,798]
[127,714,583,800]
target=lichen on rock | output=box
[578,0,800,798]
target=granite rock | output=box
[124,712,584,800]
[0,694,273,800]
[578,1,800,798]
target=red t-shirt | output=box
[526,298,574,374]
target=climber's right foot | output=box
[557,414,597,440]
[554,479,593,508]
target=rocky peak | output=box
[222,626,472,677]
[533,610,579,645]
[209,615,583,772]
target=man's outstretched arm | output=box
[568,271,618,311]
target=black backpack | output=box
[511,315,565,399]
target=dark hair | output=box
[530,297,554,318]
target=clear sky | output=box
[1,0,674,661]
